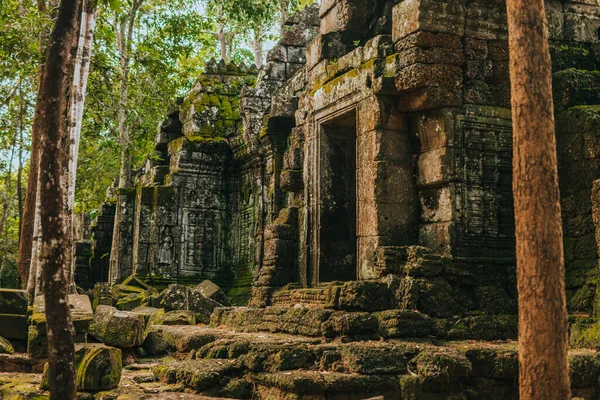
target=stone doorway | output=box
[317,109,358,283]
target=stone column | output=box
[356,95,418,280]
[108,188,136,284]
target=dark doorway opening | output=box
[318,110,357,283]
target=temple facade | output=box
[79,0,600,322]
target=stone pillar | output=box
[356,96,418,280]
[131,187,155,279]
[108,188,136,284]
[89,203,115,284]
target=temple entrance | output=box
[317,109,358,283]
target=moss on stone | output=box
[569,350,600,388]
[411,348,472,385]
[75,345,122,392]
[88,306,146,348]
[570,320,600,350]
[0,335,14,354]
[416,277,461,318]
[569,284,596,313]
[551,43,596,72]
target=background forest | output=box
[0,0,314,287]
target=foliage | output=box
[0,0,317,265]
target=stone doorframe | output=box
[310,100,360,287]
[303,93,418,287]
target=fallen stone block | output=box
[75,344,122,391]
[148,309,196,327]
[132,306,161,323]
[0,289,28,340]
[195,280,231,306]
[145,325,219,354]
[161,284,221,324]
[89,305,146,348]
[32,294,94,334]
[0,289,27,315]
[41,344,122,392]
[411,348,472,388]
[0,314,27,340]
[376,310,435,338]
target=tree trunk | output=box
[115,0,141,189]
[0,132,16,249]
[0,129,16,287]
[65,0,97,289]
[217,4,227,62]
[505,1,571,399]
[17,0,50,288]
[36,0,81,397]
[109,0,142,284]
[252,27,263,69]
[17,81,24,245]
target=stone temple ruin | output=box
[5,0,600,399]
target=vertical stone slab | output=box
[90,203,115,283]
[108,189,136,284]
[131,187,155,279]
[151,186,179,284]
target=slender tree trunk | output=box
[0,130,16,288]
[252,26,263,69]
[217,4,227,62]
[114,0,141,189]
[109,1,141,284]
[65,0,97,289]
[18,0,49,288]
[0,133,16,247]
[17,81,24,245]
[506,1,571,399]
[37,0,82,397]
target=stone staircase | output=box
[144,324,600,400]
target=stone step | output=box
[252,371,399,399]
[153,359,241,392]
[146,324,600,399]
[210,306,518,341]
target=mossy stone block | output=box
[0,314,27,340]
[89,306,146,348]
[75,344,122,392]
[0,289,27,315]
[411,349,472,386]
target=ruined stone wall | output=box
[96,0,600,316]
[252,0,600,315]
[100,6,319,304]
[551,23,600,316]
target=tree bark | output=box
[108,0,142,284]
[252,26,263,69]
[17,0,50,288]
[17,81,24,244]
[114,0,142,189]
[65,0,97,289]
[506,1,571,399]
[217,4,227,62]
[0,129,17,287]
[37,0,82,397]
